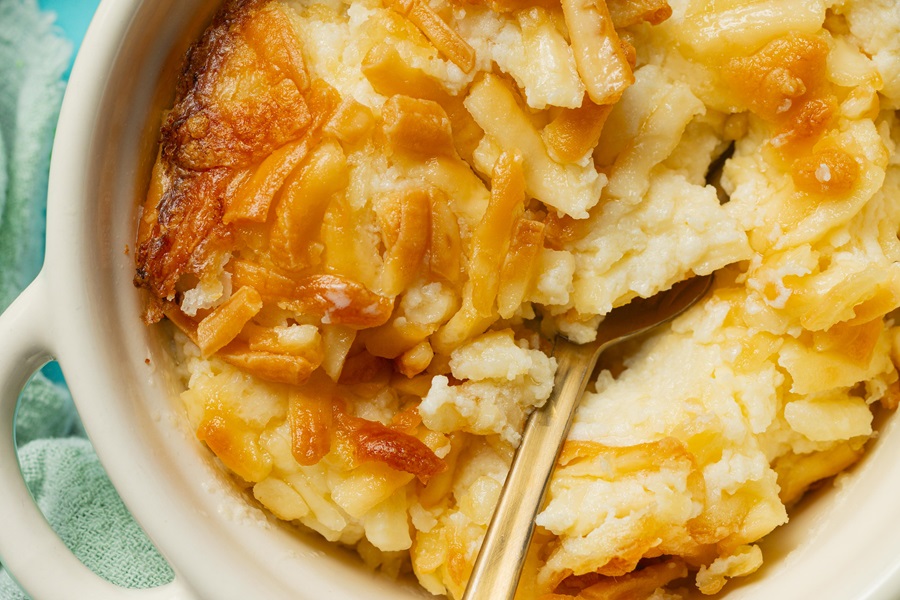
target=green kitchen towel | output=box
[0,0,174,596]
[0,439,175,597]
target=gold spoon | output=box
[462,274,714,600]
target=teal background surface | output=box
[38,0,101,74]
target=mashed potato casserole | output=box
[134,0,900,596]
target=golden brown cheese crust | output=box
[135,0,310,302]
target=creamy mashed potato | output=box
[136,0,900,597]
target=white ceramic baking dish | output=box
[2,0,900,598]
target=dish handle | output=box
[0,273,198,600]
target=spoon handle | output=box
[462,275,714,599]
[461,337,605,600]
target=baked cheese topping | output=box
[136,0,900,596]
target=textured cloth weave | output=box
[0,0,174,596]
